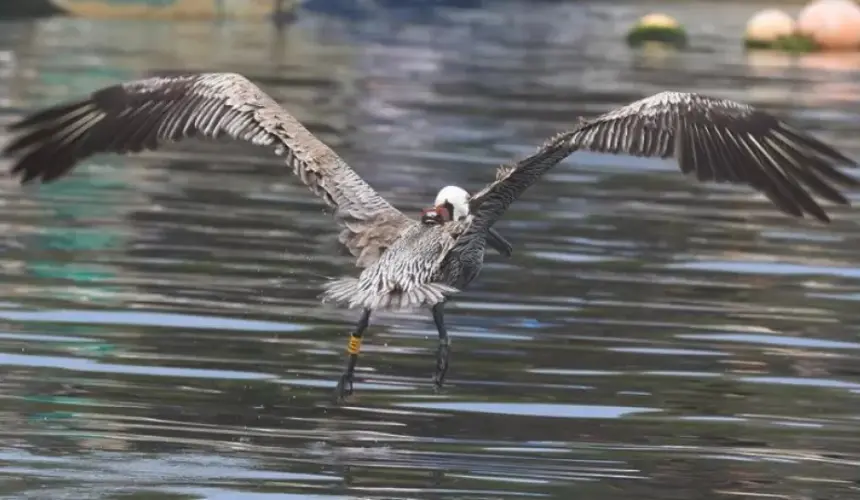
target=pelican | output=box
[2,73,856,402]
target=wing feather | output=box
[2,72,412,267]
[472,91,855,231]
[569,91,857,221]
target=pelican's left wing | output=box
[1,72,414,267]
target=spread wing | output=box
[570,91,858,222]
[1,72,413,267]
[470,91,857,226]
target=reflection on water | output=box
[2,1,860,498]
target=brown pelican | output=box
[2,73,856,403]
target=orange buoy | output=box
[745,9,796,45]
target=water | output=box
[1,1,860,498]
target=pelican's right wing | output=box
[571,91,858,222]
[2,72,413,267]
[471,91,858,227]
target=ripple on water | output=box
[394,402,661,419]
[665,260,860,278]
[677,332,860,350]
[0,309,305,332]
[159,492,351,500]
[0,352,276,380]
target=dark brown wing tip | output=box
[8,151,77,185]
[698,110,856,222]
[805,204,832,223]
[7,100,83,133]
[2,83,132,184]
[3,99,100,184]
[803,203,830,223]
[761,180,838,224]
[777,122,857,167]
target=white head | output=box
[421,185,470,226]
[434,185,470,220]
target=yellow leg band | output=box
[347,335,362,355]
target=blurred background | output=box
[1,0,860,499]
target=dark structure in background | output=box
[0,1,62,18]
[0,0,299,21]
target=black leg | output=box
[334,308,371,403]
[431,304,450,391]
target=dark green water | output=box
[1,1,860,498]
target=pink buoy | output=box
[797,0,860,50]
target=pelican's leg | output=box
[431,304,450,391]
[334,308,371,403]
